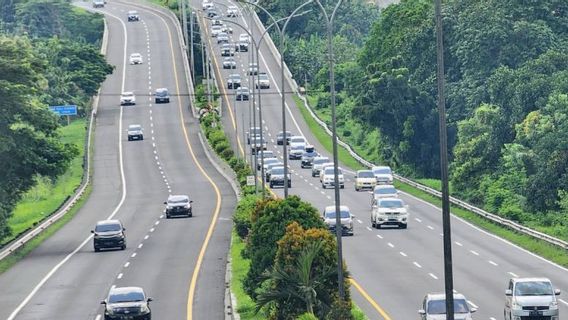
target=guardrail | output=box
[248,10,568,251]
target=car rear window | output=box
[325,210,350,219]
[358,171,374,178]
[375,187,397,195]
[378,199,403,208]
[95,223,122,232]
[109,291,145,303]
[373,167,392,174]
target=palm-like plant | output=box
[255,240,337,318]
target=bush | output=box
[214,140,231,154]
[220,147,234,160]
[244,196,326,298]
[297,313,318,320]
[233,194,261,239]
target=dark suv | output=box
[102,286,152,320]
[92,220,126,252]
[164,195,193,218]
[155,88,170,103]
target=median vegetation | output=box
[0,0,112,246]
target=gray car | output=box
[164,194,193,218]
[311,156,330,177]
[419,293,476,320]
[102,286,151,320]
[269,166,291,188]
[322,205,353,236]
[91,220,126,252]
[127,124,143,141]
[504,277,560,320]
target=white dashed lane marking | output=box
[413,262,422,268]
[429,273,438,280]
[489,260,498,266]
[117,273,123,279]
[455,241,463,247]
[508,272,519,277]
[376,234,383,239]
[387,242,394,248]
[470,250,480,256]
[124,262,130,268]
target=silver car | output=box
[419,293,476,320]
[311,156,330,177]
[322,205,353,236]
[504,277,560,320]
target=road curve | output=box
[0,1,236,319]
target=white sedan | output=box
[129,53,143,65]
[120,92,136,106]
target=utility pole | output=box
[190,10,195,82]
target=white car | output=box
[370,185,399,206]
[211,25,222,37]
[371,197,408,229]
[289,136,306,145]
[239,33,250,43]
[322,205,353,236]
[120,92,136,105]
[419,293,476,320]
[504,277,560,320]
[321,166,344,189]
[256,72,270,89]
[372,165,394,184]
[354,170,376,191]
[288,143,305,160]
[221,25,233,34]
[202,1,214,10]
[129,53,143,65]
[226,5,238,17]
[311,156,330,177]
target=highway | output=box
[196,0,568,319]
[0,1,236,319]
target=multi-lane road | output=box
[0,1,237,319]
[198,0,568,319]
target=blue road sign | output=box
[49,105,78,116]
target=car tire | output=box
[400,224,407,229]
[376,223,381,229]
[128,137,132,141]
[288,182,292,188]
[94,247,100,252]
[166,213,170,219]
[121,244,126,250]
[371,218,376,228]
[188,211,193,217]
[140,136,144,140]
[355,186,359,191]
[312,172,315,177]
[341,185,345,189]
[322,184,326,189]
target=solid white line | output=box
[470,250,480,256]
[508,272,519,277]
[95,315,102,320]
[7,10,130,320]
[558,298,568,306]
[489,260,498,266]
[429,273,438,280]
[117,273,123,279]
[413,262,422,268]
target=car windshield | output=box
[260,153,274,159]
[169,198,188,204]
[128,125,141,131]
[109,291,145,303]
[128,11,138,15]
[378,199,403,208]
[264,158,279,165]
[271,167,284,174]
[314,158,329,165]
[427,299,469,314]
[131,54,141,58]
[515,281,554,296]
[122,93,134,98]
[290,137,305,143]
[325,210,350,219]
[95,223,122,232]
[358,171,374,178]
[156,90,168,96]
[373,167,392,175]
[291,145,304,151]
[259,74,269,80]
[375,187,397,195]
[324,168,342,175]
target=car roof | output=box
[156,88,168,92]
[511,277,552,283]
[128,124,141,128]
[109,286,144,296]
[128,10,138,14]
[96,219,122,226]
[168,194,189,201]
[378,197,402,203]
[357,169,373,174]
[425,293,467,301]
[122,91,134,95]
[372,165,391,170]
[324,205,350,212]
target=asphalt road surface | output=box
[0,1,236,319]
[195,0,568,319]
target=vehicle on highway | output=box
[239,33,250,43]
[222,57,237,69]
[504,277,560,320]
[202,0,214,11]
[91,220,126,252]
[247,127,262,144]
[207,9,220,18]
[322,205,354,236]
[311,156,330,177]
[227,73,242,90]
[260,157,280,171]
[226,5,239,17]
[120,92,136,106]
[321,166,345,189]
[211,25,222,37]
[127,124,143,141]
[276,131,292,145]
[164,194,193,218]
[370,184,399,205]
[269,166,292,188]
[265,161,284,182]
[354,169,376,191]
[288,143,306,160]
[235,41,249,52]
[129,53,143,65]
[236,86,250,101]
[211,19,222,26]
[257,149,275,160]
[248,62,258,75]
[300,145,318,168]
[371,197,408,229]
[289,135,306,145]
[101,286,152,320]
[250,136,267,153]
[92,0,104,8]
[127,10,139,22]
[217,32,229,44]
[220,43,235,56]
[221,25,233,34]
[256,72,270,89]
[372,165,394,184]
[154,88,170,103]
[419,293,476,320]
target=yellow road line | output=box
[350,278,393,320]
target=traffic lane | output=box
[0,7,129,319]
[111,3,238,318]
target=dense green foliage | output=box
[0,0,111,243]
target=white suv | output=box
[372,165,393,184]
[504,277,560,320]
[120,92,136,105]
[322,205,353,236]
[419,293,477,320]
[321,166,344,189]
[371,197,408,229]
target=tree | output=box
[244,196,326,298]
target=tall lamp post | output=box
[238,0,314,199]
[434,0,455,319]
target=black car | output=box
[154,88,170,103]
[300,145,318,168]
[92,220,126,252]
[276,131,292,145]
[164,195,193,218]
[102,286,152,320]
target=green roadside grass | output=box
[1,120,87,246]
[294,94,568,268]
[293,96,364,171]
[230,232,368,320]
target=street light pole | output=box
[434,0,455,319]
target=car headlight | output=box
[184,204,190,209]
[140,304,150,313]
[106,307,115,315]
[550,300,558,309]
[511,300,522,310]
